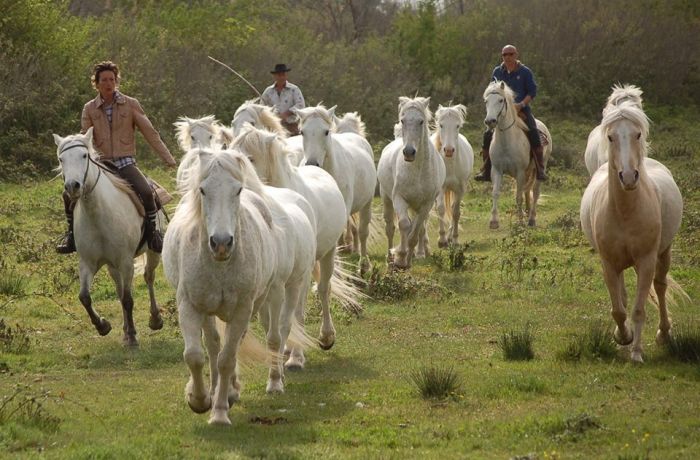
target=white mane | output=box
[174,115,220,151]
[603,84,644,116]
[483,81,528,131]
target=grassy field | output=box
[1,114,700,459]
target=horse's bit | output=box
[59,142,102,199]
[488,92,516,132]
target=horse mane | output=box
[234,100,287,136]
[231,125,294,186]
[298,104,337,129]
[603,84,644,116]
[398,96,433,125]
[600,101,650,159]
[333,112,366,137]
[174,115,220,151]
[432,104,466,132]
[484,81,528,131]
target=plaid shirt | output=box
[101,91,135,168]
[112,156,136,169]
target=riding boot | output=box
[474,148,492,182]
[533,145,548,181]
[56,210,76,254]
[145,211,163,253]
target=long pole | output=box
[207,56,261,98]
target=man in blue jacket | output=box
[475,45,547,182]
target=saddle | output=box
[515,111,550,155]
[100,160,173,218]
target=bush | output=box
[409,365,462,400]
[559,321,618,362]
[498,325,535,361]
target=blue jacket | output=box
[492,62,537,104]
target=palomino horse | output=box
[584,84,643,176]
[483,81,552,229]
[378,96,446,269]
[580,102,683,363]
[230,100,305,165]
[232,125,363,355]
[296,104,377,272]
[163,148,316,425]
[53,128,163,346]
[431,104,474,247]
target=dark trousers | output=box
[62,164,156,215]
[482,106,542,151]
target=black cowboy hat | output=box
[271,63,292,74]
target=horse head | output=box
[398,96,431,162]
[54,127,97,201]
[603,84,643,117]
[434,104,466,158]
[297,105,336,168]
[601,101,649,191]
[174,115,220,152]
[483,81,511,130]
[231,124,281,184]
[232,100,286,137]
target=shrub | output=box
[499,325,535,361]
[666,323,700,363]
[409,365,462,400]
[559,321,618,362]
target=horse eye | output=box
[191,135,195,141]
[419,120,424,125]
[439,124,443,129]
[636,133,641,140]
[236,187,242,196]
[325,130,329,136]
[250,122,255,127]
[607,135,613,142]
[300,130,305,136]
[199,187,206,196]
[82,154,87,159]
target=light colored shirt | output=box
[261,81,305,122]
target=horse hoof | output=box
[614,326,633,346]
[266,379,284,394]
[489,221,499,229]
[227,385,240,406]
[123,335,139,348]
[187,395,212,414]
[438,240,448,249]
[630,350,644,363]
[528,219,536,227]
[95,318,112,336]
[208,410,231,425]
[285,356,305,371]
[656,329,671,346]
[359,260,371,277]
[149,315,164,331]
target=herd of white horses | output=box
[52,81,686,425]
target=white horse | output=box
[163,148,316,425]
[53,128,163,347]
[230,100,305,165]
[378,96,446,269]
[580,102,684,363]
[431,104,474,247]
[232,125,363,353]
[296,104,377,272]
[584,84,644,176]
[483,81,552,229]
[333,111,367,137]
[174,115,225,187]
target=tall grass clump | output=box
[498,325,535,361]
[409,365,463,400]
[0,384,61,431]
[559,321,617,362]
[0,319,31,354]
[665,323,700,363]
[0,261,26,296]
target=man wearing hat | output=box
[261,63,305,135]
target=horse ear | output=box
[53,133,64,147]
[437,104,444,111]
[327,105,337,118]
[84,127,94,145]
[500,81,505,89]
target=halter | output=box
[59,142,102,200]
[487,91,516,132]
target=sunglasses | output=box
[502,52,515,56]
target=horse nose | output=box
[305,159,319,167]
[209,234,234,258]
[403,146,416,161]
[64,180,81,194]
[484,118,496,127]
[444,147,455,158]
[618,169,640,189]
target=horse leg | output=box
[78,260,112,336]
[350,215,360,254]
[528,180,541,227]
[514,174,525,225]
[490,171,503,229]
[358,201,372,275]
[316,250,336,350]
[283,275,309,371]
[436,191,448,248]
[108,265,138,347]
[451,189,464,244]
[654,248,673,345]
[408,205,432,264]
[144,251,163,330]
[210,305,251,425]
[415,220,429,258]
[179,300,210,414]
[262,282,285,394]
[201,316,230,403]
[393,197,412,269]
[339,218,354,254]
[601,261,632,346]
[630,256,656,363]
[382,195,396,264]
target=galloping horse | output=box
[580,102,684,363]
[53,128,163,346]
[584,84,643,176]
[378,96,446,269]
[232,125,362,355]
[483,81,552,229]
[296,104,377,272]
[163,148,316,425]
[174,115,224,187]
[431,104,474,246]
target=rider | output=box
[474,44,547,182]
[56,60,177,254]
[260,63,305,136]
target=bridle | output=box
[59,142,102,199]
[487,91,516,132]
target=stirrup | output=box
[148,230,163,253]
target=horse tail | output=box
[443,189,454,223]
[215,318,282,370]
[648,274,691,309]
[286,314,318,352]
[330,256,366,315]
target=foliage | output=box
[559,321,618,362]
[498,324,535,361]
[0,319,31,354]
[0,384,61,432]
[409,365,462,400]
[665,323,700,363]
[429,242,477,271]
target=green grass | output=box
[1,118,700,458]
